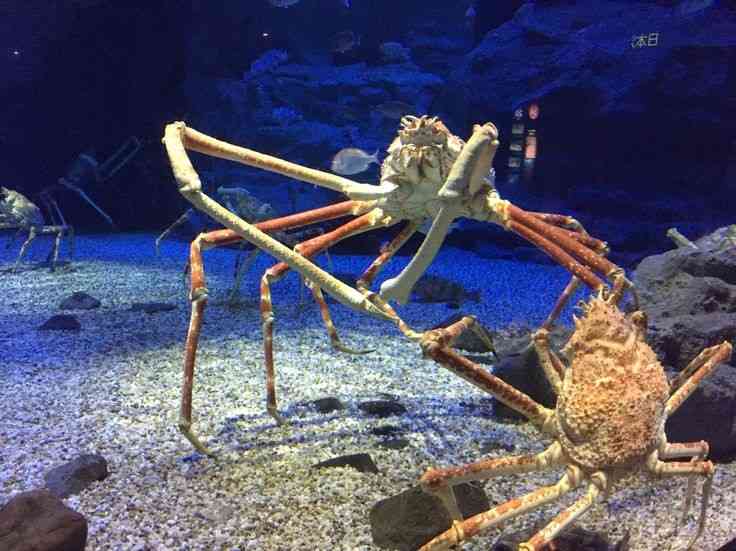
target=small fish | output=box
[331,148,380,175]
[269,0,300,7]
[342,0,351,7]
[376,100,414,120]
[465,5,476,19]
[332,30,360,53]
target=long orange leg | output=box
[507,204,626,293]
[260,212,382,424]
[420,462,585,551]
[420,442,565,523]
[178,201,363,453]
[420,316,555,431]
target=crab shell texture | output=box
[378,116,466,221]
[0,187,43,227]
[556,295,670,472]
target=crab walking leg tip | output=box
[178,419,214,457]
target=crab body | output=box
[556,297,670,471]
[363,116,498,225]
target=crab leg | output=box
[357,221,419,292]
[14,226,38,271]
[163,123,394,321]
[646,449,716,551]
[177,202,380,452]
[156,208,194,257]
[658,440,711,546]
[166,122,395,200]
[260,212,384,424]
[531,328,564,393]
[420,441,565,521]
[507,204,623,291]
[421,316,555,430]
[665,341,732,417]
[520,473,606,551]
[380,123,499,304]
[420,462,583,551]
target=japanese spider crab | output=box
[0,187,74,271]
[417,275,732,550]
[162,115,626,455]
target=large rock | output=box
[0,490,87,551]
[448,1,735,259]
[633,226,736,370]
[490,325,571,420]
[371,483,489,550]
[665,366,736,463]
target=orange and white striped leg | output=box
[420,442,565,524]
[420,456,580,551]
[258,212,385,424]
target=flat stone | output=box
[313,452,379,474]
[370,425,404,437]
[44,453,109,498]
[358,400,407,417]
[0,489,87,551]
[311,397,345,414]
[58,291,100,310]
[130,302,177,314]
[376,438,410,450]
[38,315,81,331]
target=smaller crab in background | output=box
[0,187,74,272]
[156,185,330,305]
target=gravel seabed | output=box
[1,232,734,551]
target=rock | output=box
[311,397,345,414]
[313,453,379,474]
[370,483,489,550]
[665,365,736,463]
[58,291,100,310]
[38,315,81,331]
[431,313,496,353]
[377,438,410,450]
[448,2,735,258]
[633,227,736,370]
[0,489,87,551]
[412,275,481,306]
[379,42,412,64]
[491,340,556,421]
[479,440,515,454]
[493,524,623,551]
[358,400,407,418]
[130,302,177,314]
[44,454,109,499]
[370,425,404,437]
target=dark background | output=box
[1,0,734,267]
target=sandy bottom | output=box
[1,233,734,550]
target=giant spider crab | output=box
[162,115,622,455]
[418,276,732,550]
[163,115,730,548]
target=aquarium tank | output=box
[2,1,736,550]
